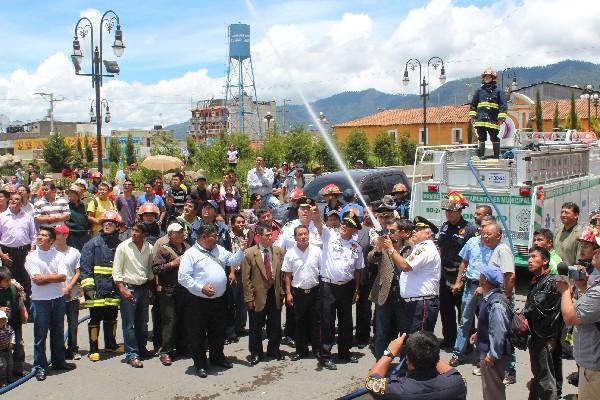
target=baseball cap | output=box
[167,222,184,233]
[202,200,219,211]
[54,224,70,235]
[480,265,504,287]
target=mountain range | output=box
[167,60,600,138]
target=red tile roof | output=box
[333,104,470,128]
[538,99,593,120]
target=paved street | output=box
[7,272,578,399]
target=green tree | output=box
[313,134,340,172]
[108,137,120,165]
[372,132,398,166]
[230,133,253,161]
[397,133,417,165]
[344,129,370,167]
[42,131,72,172]
[261,133,286,167]
[284,129,314,166]
[591,116,600,133]
[194,139,228,183]
[125,133,136,166]
[552,102,560,130]
[150,130,182,157]
[569,92,578,130]
[83,134,93,163]
[467,121,474,144]
[186,135,198,164]
[72,137,84,169]
[535,90,543,131]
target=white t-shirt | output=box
[400,240,441,298]
[319,226,364,282]
[281,244,322,289]
[25,247,67,301]
[59,246,81,301]
[227,150,239,163]
[489,243,515,274]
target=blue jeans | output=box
[65,299,79,355]
[452,280,480,360]
[32,297,66,369]
[119,284,150,360]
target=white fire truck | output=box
[409,130,600,268]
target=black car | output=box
[303,167,411,204]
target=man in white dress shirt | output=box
[178,223,246,378]
[282,224,323,361]
[313,208,364,370]
[247,156,280,208]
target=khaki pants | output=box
[481,353,510,400]
[580,367,600,400]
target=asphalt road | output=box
[6,271,579,400]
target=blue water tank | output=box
[229,24,250,60]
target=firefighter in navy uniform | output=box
[80,210,122,361]
[469,68,508,159]
[437,192,477,348]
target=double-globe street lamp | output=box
[580,84,599,131]
[264,111,273,135]
[402,57,446,145]
[71,10,125,173]
[90,99,111,124]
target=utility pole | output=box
[35,92,64,134]
[282,99,292,133]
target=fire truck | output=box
[409,130,600,268]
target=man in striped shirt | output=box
[33,182,70,228]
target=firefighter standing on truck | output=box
[79,210,122,361]
[469,68,508,159]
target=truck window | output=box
[383,173,405,195]
[360,176,384,203]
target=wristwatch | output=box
[382,349,395,358]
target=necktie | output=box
[263,248,273,288]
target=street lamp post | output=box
[89,99,111,123]
[264,111,273,135]
[592,96,599,119]
[402,57,446,145]
[71,10,125,173]
[500,68,518,96]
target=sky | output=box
[1,0,599,129]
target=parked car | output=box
[303,167,410,204]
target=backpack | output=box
[490,299,530,350]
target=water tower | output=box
[224,23,262,138]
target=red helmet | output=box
[289,188,304,200]
[578,225,600,246]
[440,191,469,211]
[137,202,160,216]
[322,184,342,195]
[99,210,122,224]
[482,67,497,79]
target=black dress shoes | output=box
[195,367,208,378]
[212,359,233,369]
[290,352,307,361]
[250,354,262,365]
[282,337,296,348]
[51,362,77,370]
[35,368,46,381]
[321,360,337,370]
[339,354,359,363]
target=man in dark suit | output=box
[241,224,285,365]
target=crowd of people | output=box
[0,155,598,400]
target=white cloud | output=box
[2,0,600,128]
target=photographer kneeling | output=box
[556,232,600,400]
[363,332,467,399]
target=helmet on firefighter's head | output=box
[289,188,305,201]
[322,184,342,196]
[137,202,160,216]
[481,67,497,80]
[99,210,122,225]
[578,225,600,247]
[440,191,469,212]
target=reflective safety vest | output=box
[79,233,121,308]
[469,83,508,130]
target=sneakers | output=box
[448,356,461,367]
[88,352,100,362]
[503,372,516,385]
